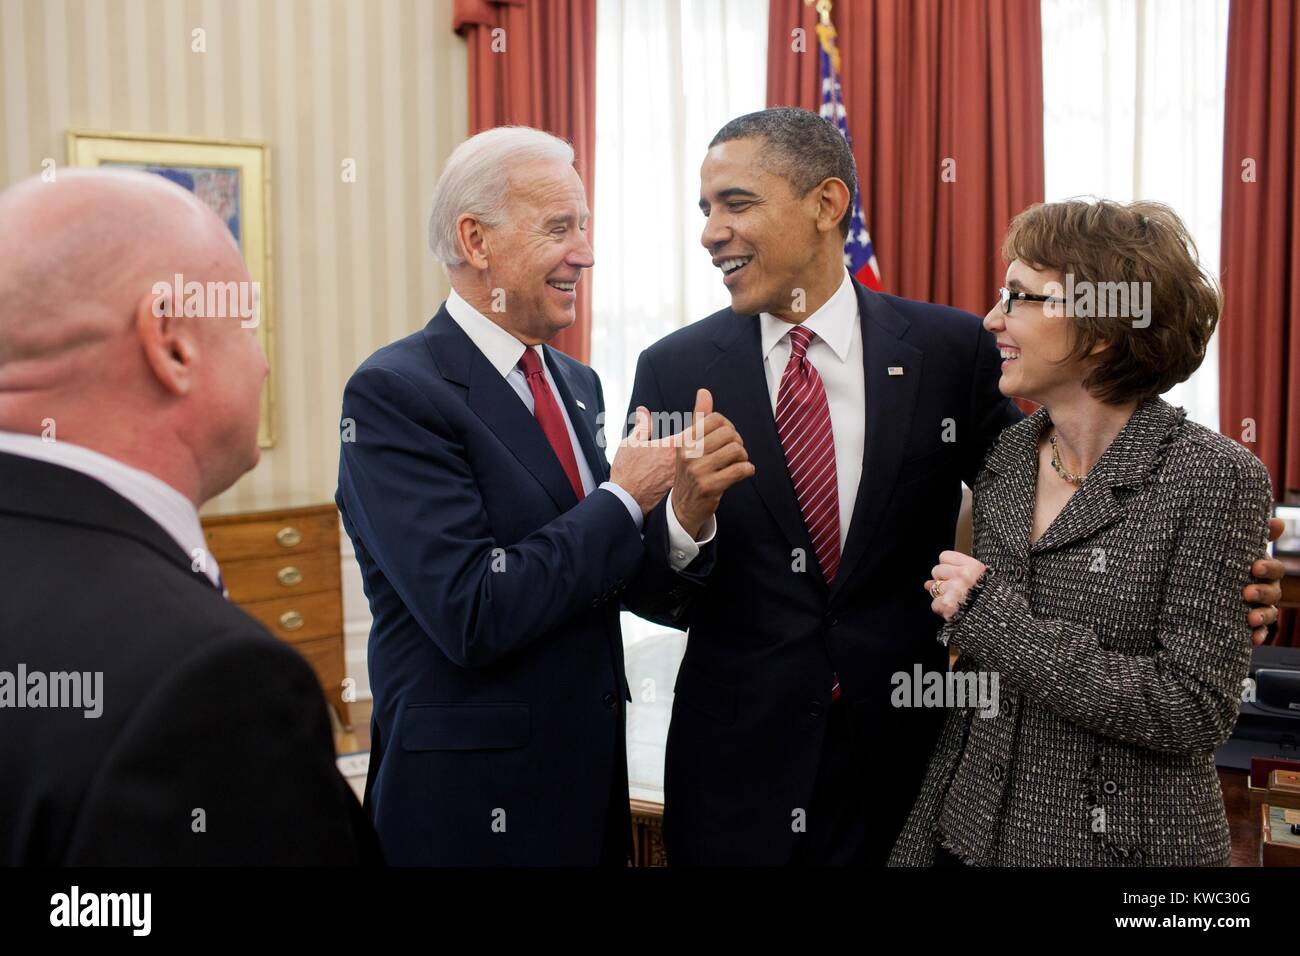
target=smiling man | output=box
[336,126,749,865]
[622,107,1285,866]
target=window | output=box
[592,0,768,648]
[1042,0,1229,428]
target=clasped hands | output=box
[609,388,755,533]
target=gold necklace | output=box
[1050,434,1087,486]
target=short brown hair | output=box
[1001,198,1220,405]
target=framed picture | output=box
[66,129,275,448]
[1274,504,1300,557]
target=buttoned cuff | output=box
[599,481,644,534]
[665,488,717,571]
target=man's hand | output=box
[925,550,988,622]
[610,405,676,514]
[670,388,755,538]
[1243,517,1287,646]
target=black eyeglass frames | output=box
[998,286,1067,315]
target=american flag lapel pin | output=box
[887,366,905,376]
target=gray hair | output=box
[710,107,858,239]
[428,126,575,266]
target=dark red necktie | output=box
[776,325,840,583]
[518,348,585,502]
[775,324,842,700]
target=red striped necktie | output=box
[518,348,585,503]
[775,324,842,700]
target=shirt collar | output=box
[0,430,217,585]
[759,269,858,363]
[446,287,543,378]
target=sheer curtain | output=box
[1041,0,1229,428]
[592,0,767,647]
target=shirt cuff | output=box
[665,488,717,571]
[598,481,644,534]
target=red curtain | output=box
[1219,0,1300,647]
[453,0,596,362]
[766,0,1044,322]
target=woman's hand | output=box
[924,550,987,621]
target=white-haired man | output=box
[337,126,752,865]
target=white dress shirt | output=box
[663,270,863,568]
[444,289,643,531]
[0,430,221,587]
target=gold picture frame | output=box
[66,129,276,448]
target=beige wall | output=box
[0,0,467,515]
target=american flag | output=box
[818,30,882,291]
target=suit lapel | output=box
[981,399,1181,561]
[707,315,815,564]
[980,408,1045,564]
[424,307,579,512]
[1029,481,1126,556]
[830,285,924,601]
[1029,399,1181,556]
[985,467,1036,565]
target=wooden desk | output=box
[630,799,667,866]
[1220,766,1265,867]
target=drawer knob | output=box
[277,566,304,587]
[276,526,303,548]
[279,610,304,631]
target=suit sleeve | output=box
[961,323,1023,489]
[618,348,716,630]
[940,455,1273,755]
[64,633,379,865]
[338,365,644,668]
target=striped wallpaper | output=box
[0,0,468,515]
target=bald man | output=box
[0,169,378,865]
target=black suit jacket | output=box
[0,452,379,865]
[337,305,653,865]
[625,279,1022,864]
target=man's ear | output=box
[814,177,852,235]
[135,289,196,397]
[455,213,492,270]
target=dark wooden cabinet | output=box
[202,503,351,730]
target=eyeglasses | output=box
[998,286,1067,315]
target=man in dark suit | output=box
[0,170,376,865]
[336,127,749,866]
[624,108,1286,865]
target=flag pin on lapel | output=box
[887,366,905,376]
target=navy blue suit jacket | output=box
[625,279,1023,864]
[337,304,649,865]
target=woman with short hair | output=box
[889,199,1273,867]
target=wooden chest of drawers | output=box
[201,503,351,730]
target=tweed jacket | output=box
[888,398,1272,866]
